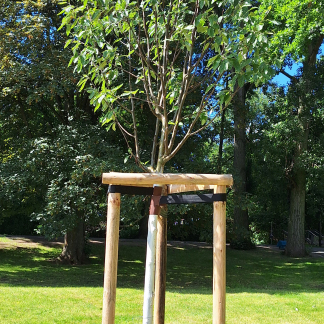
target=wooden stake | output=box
[102,193,120,324]
[154,212,167,324]
[213,185,226,324]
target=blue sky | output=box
[271,43,324,86]
[271,63,302,86]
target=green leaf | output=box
[197,24,208,33]
[233,58,240,71]
[64,39,73,49]
[206,84,214,93]
[92,9,101,21]
[238,74,245,88]
[200,113,208,125]
[98,94,106,104]
[256,24,264,31]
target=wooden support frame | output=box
[102,172,233,186]
[101,173,233,324]
[213,185,227,324]
[102,193,120,324]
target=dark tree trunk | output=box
[217,107,226,174]
[138,198,150,239]
[138,215,149,239]
[286,102,308,256]
[59,218,86,264]
[286,110,308,256]
[286,35,323,257]
[286,168,306,256]
[231,86,253,249]
[319,215,322,247]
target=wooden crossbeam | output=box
[102,172,233,186]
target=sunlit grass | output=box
[0,235,13,243]
[1,236,324,323]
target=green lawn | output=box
[0,237,324,323]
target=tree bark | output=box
[286,168,306,256]
[286,97,308,257]
[59,218,86,264]
[286,35,323,257]
[217,107,226,174]
[231,86,253,249]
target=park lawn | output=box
[0,237,324,323]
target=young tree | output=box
[60,0,274,318]
[60,0,271,173]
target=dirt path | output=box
[0,235,64,249]
[0,235,213,250]
[2,235,324,257]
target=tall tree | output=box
[261,0,324,256]
[231,84,255,248]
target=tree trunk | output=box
[286,108,308,256]
[319,214,322,248]
[138,215,149,239]
[231,86,253,249]
[138,198,151,239]
[286,104,308,257]
[286,35,323,257]
[59,218,86,264]
[286,168,306,256]
[217,107,225,174]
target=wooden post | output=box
[213,185,226,324]
[102,193,121,324]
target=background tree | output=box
[260,0,324,256]
[0,0,128,263]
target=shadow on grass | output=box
[1,242,324,294]
[226,246,324,293]
[0,246,105,287]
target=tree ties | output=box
[108,185,226,204]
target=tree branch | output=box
[279,69,298,83]
[151,118,160,168]
[129,29,141,163]
[116,120,149,172]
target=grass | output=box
[1,237,324,323]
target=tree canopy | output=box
[59,0,273,172]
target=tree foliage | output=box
[0,0,128,263]
[60,0,273,172]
